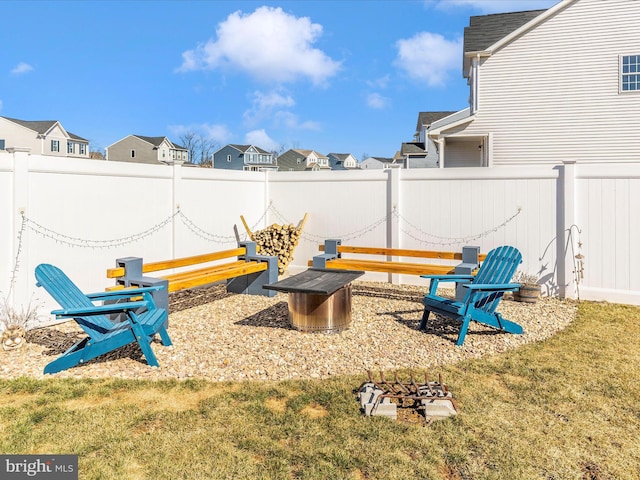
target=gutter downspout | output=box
[437,138,445,168]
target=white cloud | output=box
[366,93,390,109]
[433,0,559,14]
[243,89,295,126]
[274,111,320,131]
[245,129,279,151]
[11,62,34,75]
[394,32,462,87]
[177,6,341,86]
[366,75,391,89]
[0,100,3,111]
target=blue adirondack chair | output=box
[35,264,172,374]
[419,245,523,346]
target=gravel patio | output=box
[1,281,577,381]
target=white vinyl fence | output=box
[2,148,639,324]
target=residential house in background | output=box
[407,111,457,168]
[328,153,359,170]
[212,144,277,171]
[425,0,640,167]
[106,135,188,164]
[360,156,400,170]
[398,142,432,168]
[277,149,330,171]
[0,116,90,158]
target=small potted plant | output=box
[1,298,40,351]
[512,271,540,303]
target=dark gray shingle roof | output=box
[415,111,458,133]
[134,135,186,151]
[2,116,88,142]
[229,144,271,154]
[463,9,546,53]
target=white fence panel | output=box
[267,170,390,279]
[176,167,268,257]
[2,151,639,323]
[576,163,640,304]
[398,166,559,290]
[0,154,14,299]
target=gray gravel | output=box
[0,282,577,381]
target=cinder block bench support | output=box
[227,241,278,297]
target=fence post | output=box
[172,163,183,260]
[387,168,400,284]
[559,160,578,299]
[8,147,31,310]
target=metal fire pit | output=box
[264,268,364,333]
[288,284,352,333]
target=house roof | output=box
[462,0,577,76]
[1,116,88,142]
[133,135,187,151]
[364,156,395,164]
[228,144,271,155]
[415,111,458,133]
[328,153,351,161]
[275,149,308,171]
[401,142,427,156]
[464,9,546,54]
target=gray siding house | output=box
[360,156,399,170]
[106,135,188,164]
[0,116,90,158]
[328,153,358,170]
[212,144,277,171]
[277,149,330,172]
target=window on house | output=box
[79,144,86,155]
[296,158,301,164]
[621,55,640,91]
[131,150,136,158]
[67,142,74,154]
[0,139,5,150]
[51,140,59,152]
[227,155,231,162]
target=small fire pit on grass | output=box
[358,370,457,423]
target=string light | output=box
[24,211,179,249]
[178,211,244,244]
[394,207,522,247]
[17,203,523,251]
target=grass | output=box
[1,301,639,479]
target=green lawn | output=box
[1,301,639,479]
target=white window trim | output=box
[620,54,640,93]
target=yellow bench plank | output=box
[106,247,247,279]
[167,261,267,292]
[318,245,487,261]
[308,258,457,276]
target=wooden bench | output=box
[106,241,278,314]
[309,239,486,300]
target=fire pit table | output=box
[264,268,364,333]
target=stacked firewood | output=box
[241,214,308,275]
[253,223,302,275]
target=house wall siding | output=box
[457,0,640,165]
[0,120,41,153]
[213,146,243,170]
[108,137,157,164]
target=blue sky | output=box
[1,0,558,159]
